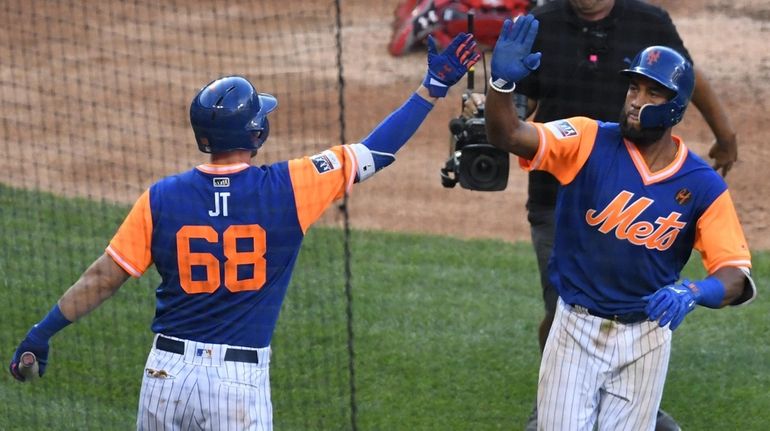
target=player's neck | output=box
[635,134,678,173]
[210,150,255,165]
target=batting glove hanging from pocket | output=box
[422,32,481,98]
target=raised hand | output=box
[490,15,541,92]
[708,136,737,177]
[423,33,481,98]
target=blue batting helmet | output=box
[620,46,694,128]
[190,76,277,154]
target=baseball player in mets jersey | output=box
[9,34,480,429]
[485,16,756,430]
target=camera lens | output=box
[469,154,498,183]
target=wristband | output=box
[689,277,725,309]
[489,77,516,93]
[28,304,72,342]
[423,73,449,98]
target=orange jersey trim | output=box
[520,118,598,185]
[107,189,154,277]
[624,135,688,185]
[289,145,357,233]
[106,245,143,278]
[196,163,250,175]
[694,190,752,273]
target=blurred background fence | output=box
[2,1,768,430]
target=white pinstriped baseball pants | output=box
[136,334,272,431]
[537,299,672,431]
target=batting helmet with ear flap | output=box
[190,76,278,154]
[620,46,694,129]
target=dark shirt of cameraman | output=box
[519,0,692,211]
[513,0,738,430]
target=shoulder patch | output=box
[544,120,579,140]
[310,150,342,174]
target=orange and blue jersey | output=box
[106,146,360,348]
[521,117,752,315]
[104,92,435,348]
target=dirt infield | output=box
[1,0,768,249]
[344,0,770,250]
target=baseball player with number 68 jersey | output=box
[485,16,756,430]
[9,33,480,430]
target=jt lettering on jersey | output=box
[585,190,685,251]
[208,192,230,217]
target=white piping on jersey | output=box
[196,163,250,175]
[347,143,377,183]
[624,138,688,185]
[342,145,357,194]
[736,266,757,306]
[106,245,143,277]
[712,259,753,272]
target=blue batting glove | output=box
[644,277,726,331]
[489,15,541,92]
[422,33,481,98]
[8,304,71,381]
[643,280,697,331]
[9,330,50,381]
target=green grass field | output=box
[1,185,767,430]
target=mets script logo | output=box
[585,191,686,251]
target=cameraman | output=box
[472,1,738,429]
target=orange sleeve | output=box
[694,190,752,273]
[288,145,358,233]
[518,117,598,185]
[106,189,153,277]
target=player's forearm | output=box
[359,90,434,159]
[709,266,751,307]
[691,67,736,143]
[485,90,517,150]
[58,253,130,321]
[485,90,537,159]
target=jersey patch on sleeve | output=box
[544,120,579,140]
[310,150,342,174]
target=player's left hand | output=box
[643,281,697,331]
[708,135,737,177]
[9,331,50,381]
[422,32,481,98]
[489,15,541,92]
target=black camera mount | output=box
[439,11,510,192]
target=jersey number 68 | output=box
[176,224,267,294]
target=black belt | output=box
[155,335,259,364]
[571,304,648,324]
